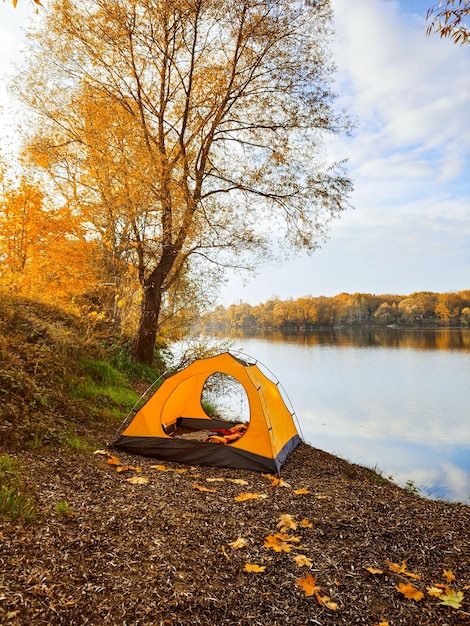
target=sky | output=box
[1,0,469,306]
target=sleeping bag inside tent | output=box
[113,352,301,473]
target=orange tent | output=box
[113,352,301,473]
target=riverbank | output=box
[1,442,469,625]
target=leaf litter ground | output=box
[1,443,469,625]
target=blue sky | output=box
[1,1,469,306]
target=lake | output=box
[200,328,470,504]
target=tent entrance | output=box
[201,372,250,424]
[167,417,248,445]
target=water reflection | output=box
[202,330,470,504]
[210,327,470,352]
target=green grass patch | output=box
[0,455,37,524]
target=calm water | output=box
[204,328,470,503]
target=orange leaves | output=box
[193,483,215,493]
[367,561,466,614]
[296,573,338,610]
[396,582,424,601]
[244,563,265,573]
[264,532,299,553]
[385,559,422,580]
[296,572,321,597]
[234,492,268,502]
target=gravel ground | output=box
[1,443,469,625]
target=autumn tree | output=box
[16,0,351,363]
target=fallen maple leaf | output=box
[116,465,142,473]
[227,478,249,485]
[427,586,444,598]
[244,563,265,573]
[277,514,297,532]
[234,492,268,502]
[150,464,168,471]
[395,582,424,601]
[93,449,109,456]
[125,476,149,485]
[107,456,121,466]
[206,477,225,482]
[366,566,384,575]
[318,595,338,610]
[439,588,464,609]
[385,559,421,580]
[300,518,313,528]
[293,488,310,495]
[374,622,390,626]
[293,554,313,567]
[193,483,215,493]
[229,537,247,550]
[296,573,321,597]
[443,569,456,584]
[264,532,299,553]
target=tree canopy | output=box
[14,0,352,363]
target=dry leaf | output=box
[277,514,297,532]
[296,572,321,597]
[318,595,338,610]
[374,622,390,626]
[395,583,424,601]
[366,567,384,575]
[229,537,247,550]
[221,546,230,561]
[244,563,265,573]
[107,456,121,466]
[264,533,299,553]
[443,569,456,583]
[300,519,313,528]
[206,477,225,482]
[227,478,249,485]
[193,483,215,493]
[269,476,291,488]
[294,488,310,495]
[439,588,464,609]
[427,586,444,597]
[125,476,149,485]
[150,464,168,471]
[293,554,313,567]
[234,492,267,502]
[93,449,109,456]
[385,559,421,580]
[116,465,141,473]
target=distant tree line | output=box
[200,291,470,331]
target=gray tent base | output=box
[113,429,302,474]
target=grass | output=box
[0,455,37,524]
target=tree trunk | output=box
[132,249,177,364]
[132,280,161,365]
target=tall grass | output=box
[0,455,37,524]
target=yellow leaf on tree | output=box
[125,476,149,485]
[296,572,321,597]
[193,483,215,493]
[244,563,265,573]
[277,514,297,532]
[293,554,313,567]
[234,492,267,502]
[443,569,456,583]
[229,537,248,550]
[395,583,424,601]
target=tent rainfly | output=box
[113,352,301,473]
